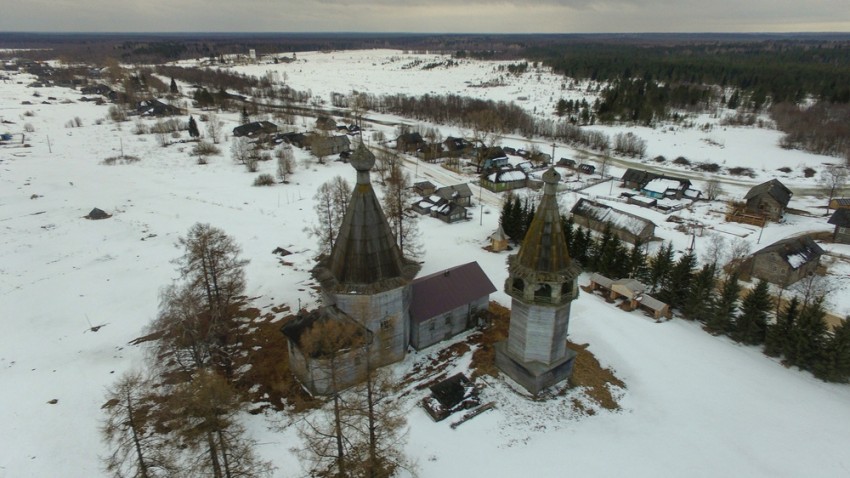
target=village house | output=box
[310,135,351,158]
[480,168,528,192]
[621,168,693,200]
[396,132,426,153]
[278,131,308,148]
[443,136,472,157]
[475,146,509,172]
[570,198,656,244]
[744,178,792,221]
[434,183,473,207]
[828,208,850,244]
[741,235,824,286]
[413,180,437,197]
[411,196,469,224]
[135,99,182,117]
[829,198,850,211]
[409,262,496,350]
[233,120,278,138]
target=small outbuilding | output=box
[85,208,111,220]
[489,226,509,252]
[828,208,850,244]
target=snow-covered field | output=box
[2,49,850,477]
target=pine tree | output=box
[707,273,741,335]
[816,317,850,382]
[188,116,200,138]
[589,224,614,272]
[683,262,717,322]
[734,280,772,345]
[765,296,799,358]
[787,297,828,372]
[509,195,523,242]
[170,77,178,94]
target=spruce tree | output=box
[188,116,200,138]
[241,106,250,124]
[787,297,828,372]
[170,77,178,94]
[627,239,649,282]
[658,250,696,310]
[734,280,772,345]
[765,297,799,358]
[590,224,614,272]
[648,242,674,294]
[707,273,741,335]
[816,318,850,382]
[562,215,575,253]
[683,262,717,322]
[509,195,523,242]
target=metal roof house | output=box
[409,262,496,350]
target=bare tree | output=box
[230,137,252,166]
[168,370,274,478]
[276,146,296,183]
[820,164,848,215]
[173,224,248,377]
[206,113,223,144]
[792,273,832,307]
[382,163,421,259]
[101,371,175,478]
[308,177,351,256]
[297,319,366,478]
[349,365,413,478]
[705,178,723,201]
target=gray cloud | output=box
[1,0,848,33]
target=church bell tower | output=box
[495,168,582,395]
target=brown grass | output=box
[470,301,625,410]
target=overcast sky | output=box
[2,0,849,33]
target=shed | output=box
[829,198,850,211]
[489,226,509,252]
[828,208,850,244]
[86,208,111,220]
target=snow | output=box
[489,170,526,182]
[643,178,683,194]
[3,49,850,478]
[787,252,810,269]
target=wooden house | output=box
[413,181,437,197]
[480,168,528,192]
[443,136,472,157]
[570,198,656,244]
[475,146,509,171]
[742,235,824,286]
[409,262,496,350]
[135,99,182,117]
[396,132,426,153]
[829,198,850,211]
[233,120,278,138]
[828,208,850,244]
[411,196,468,224]
[641,177,691,200]
[311,135,351,157]
[744,179,792,221]
[434,183,473,207]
